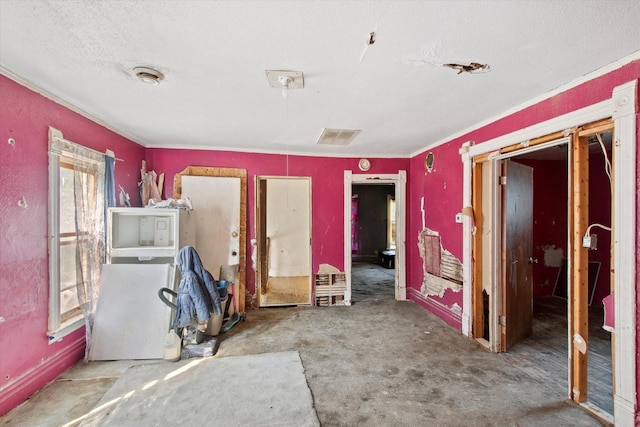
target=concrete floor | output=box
[351,260,395,304]
[1,295,610,427]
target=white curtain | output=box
[49,131,116,357]
[70,145,108,361]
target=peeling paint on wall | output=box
[450,303,462,316]
[418,228,463,297]
[317,263,340,274]
[539,244,564,267]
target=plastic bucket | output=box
[217,280,229,298]
[163,329,181,362]
[205,305,224,336]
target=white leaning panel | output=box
[89,264,175,360]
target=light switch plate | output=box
[455,213,463,223]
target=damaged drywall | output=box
[418,228,463,297]
[317,263,340,274]
[539,244,564,267]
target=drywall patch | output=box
[539,244,564,267]
[418,228,463,297]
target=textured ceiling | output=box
[1,1,639,157]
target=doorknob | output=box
[528,257,538,264]
[231,231,239,238]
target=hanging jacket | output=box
[173,246,223,329]
[173,246,216,328]
[182,245,222,316]
[193,256,223,317]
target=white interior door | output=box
[181,175,241,284]
[267,178,311,278]
[257,177,312,306]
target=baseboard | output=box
[408,287,462,330]
[0,334,85,416]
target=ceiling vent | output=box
[316,128,361,146]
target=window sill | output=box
[47,316,84,344]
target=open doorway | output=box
[343,171,406,305]
[462,81,636,425]
[350,184,396,304]
[471,125,615,420]
[255,176,312,307]
[507,134,613,416]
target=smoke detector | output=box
[133,67,164,85]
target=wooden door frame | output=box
[173,166,247,313]
[460,80,637,425]
[469,137,570,351]
[344,171,407,305]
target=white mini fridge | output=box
[89,208,195,360]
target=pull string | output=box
[284,87,291,212]
[285,93,289,177]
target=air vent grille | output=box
[316,128,361,146]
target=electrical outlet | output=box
[582,234,597,250]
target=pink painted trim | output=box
[408,288,462,330]
[0,335,85,416]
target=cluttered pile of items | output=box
[159,246,245,361]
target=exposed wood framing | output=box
[257,178,268,298]
[474,130,570,163]
[499,130,568,156]
[570,133,589,403]
[499,161,507,352]
[472,162,484,339]
[566,132,576,399]
[462,81,636,425]
[576,118,614,136]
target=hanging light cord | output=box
[285,94,292,211]
[582,133,613,240]
[595,133,612,190]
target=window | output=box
[48,128,108,343]
[58,159,95,323]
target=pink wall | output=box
[145,149,409,308]
[514,156,611,304]
[515,159,568,298]
[587,151,613,307]
[407,61,639,324]
[0,74,145,415]
[407,142,464,327]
